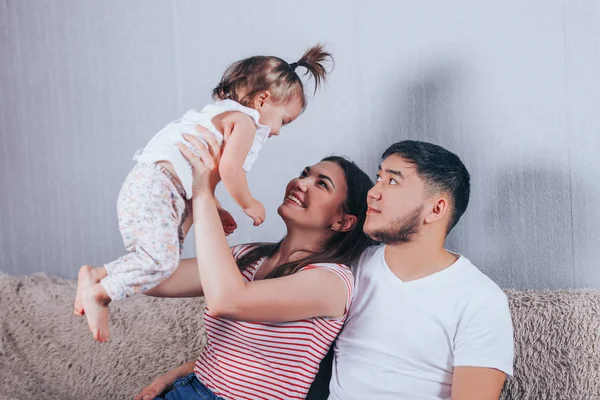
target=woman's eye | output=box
[299,171,307,178]
[390,179,398,185]
[376,175,381,182]
[318,181,328,189]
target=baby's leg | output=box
[181,199,193,238]
[73,265,107,316]
[84,163,189,342]
[79,266,111,342]
[144,198,201,298]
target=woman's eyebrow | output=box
[306,166,335,189]
[318,174,335,189]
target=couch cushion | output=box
[0,273,206,400]
[1,274,599,399]
[501,290,600,399]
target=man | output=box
[328,140,514,399]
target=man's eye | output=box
[390,179,398,185]
[375,175,381,182]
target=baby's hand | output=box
[217,207,237,236]
[243,198,266,226]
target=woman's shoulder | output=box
[230,243,261,260]
[300,263,355,319]
[299,263,354,283]
[302,262,351,271]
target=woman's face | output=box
[277,161,349,233]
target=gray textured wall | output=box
[1,0,599,289]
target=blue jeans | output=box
[155,374,224,400]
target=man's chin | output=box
[363,227,380,242]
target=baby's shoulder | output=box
[221,110,255,123]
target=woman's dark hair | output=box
[236,156,375,278]
[212,43,332,112]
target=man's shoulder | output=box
[456,256,509,308]
[350,244,384,272]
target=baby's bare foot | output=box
[74,265,107,316]
[81,272,111,343]
[73,265,91,316]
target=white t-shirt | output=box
[329,245,514,400]
[134,99,270,199]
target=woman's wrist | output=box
[192,188,216,202]
[165,361,194,385]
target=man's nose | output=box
[368,185,381,200]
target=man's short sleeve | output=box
[453,292,514,376]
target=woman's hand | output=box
[218,207,238,235]
[133,372,175,400]
[176,126,222,197]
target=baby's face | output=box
[258,97,303,137]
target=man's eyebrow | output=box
[378,165,404,179]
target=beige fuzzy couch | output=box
[1,273,599,400]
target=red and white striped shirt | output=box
[194,244,354,400]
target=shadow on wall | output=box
[393,59,468,148]
[568,168,600,287]
[484,165,576,290]
[358,58,469,174]
[376,58,589,290]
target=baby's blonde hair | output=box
[212,44,332,112]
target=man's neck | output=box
[383,239,458,282]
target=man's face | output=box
[364,154,427,244]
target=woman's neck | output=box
[270,229,328,266]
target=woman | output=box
[134,130,373,400]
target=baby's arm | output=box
[219,113,266,225]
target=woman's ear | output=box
[331,214,358,233]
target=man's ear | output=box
[424,196,450,225]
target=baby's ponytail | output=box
[290,43,333,95]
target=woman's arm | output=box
[177,135,350,323]
[143,258,203,298]
[133,361,195,400]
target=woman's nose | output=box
[295,179,308,192]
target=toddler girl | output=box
[73,44,332,342]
